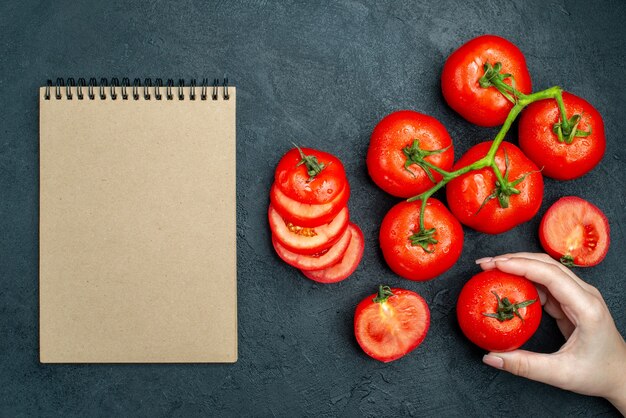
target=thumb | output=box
[483,350,568,388]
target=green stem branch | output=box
[407,85,564,234]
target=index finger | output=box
[489,257,593,315]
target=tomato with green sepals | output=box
[442,34,532,127]
[355,285,430,363]
[379,199,463,281]
[275,146,348,205]
[270,182,350,228]
[539,196,610,267]
[446,141,543,234]
[457,270,542,352]
[268,204,349,255]
[367,110,455,198]
[301,223,364,283]
[519,92,605,180]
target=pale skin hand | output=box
[475,253,626,414]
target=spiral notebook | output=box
[39,78,237,363]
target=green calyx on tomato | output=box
[559,254,577,268]
[552,95,592,144]
[477,149,538,212]
[408,227,438,253]
[293,143,327,181]
[402,139,451,183]
[478,62,521,105]
[482,291,537,322]
[372,285,394,304]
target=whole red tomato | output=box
[379,199,463,281]
[442,35,532,127]
[519,92,605,180]
[457,270,542,352]
[367,110,454,198]
[275,147,347,205]
[446,141,543,234]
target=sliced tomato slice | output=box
[354,287,430,363]
[539,196,610,267]
[270,182,350,227]
[272,225,351,271]
[268,204,349,255]
[301,223,364,283]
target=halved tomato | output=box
[272,225,352,271]
[539,196,610,267]
[270,182,350,227]
[354,286,430,362]
[301,223,364,283]
[268,204,349,255]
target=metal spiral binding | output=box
[44,78,230,100]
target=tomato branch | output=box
[407,85,565,242]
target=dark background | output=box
[1,0,624,416]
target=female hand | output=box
[476,253,626,414]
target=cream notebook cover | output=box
[39,78,237,363]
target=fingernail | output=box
[475,257,492,264]
[482,354,504,369]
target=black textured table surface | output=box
[1,0,625,416]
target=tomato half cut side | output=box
[301,223,364,283]
[270,183,350,227]
[354,287,430,363]
[272,225,351,271]
[268,204,349,255]
[539,196,610,267]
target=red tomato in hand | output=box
[379,199,463,281]
[367,110,454,198]
[539,196,610,267]
[442,35,532,127]
[457,270,542,352]
[355,286,430,362]
[275,147,347,205]
[446,141,543,234]
[519,92,606,180]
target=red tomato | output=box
[275,147,347,205]
[272,225,352,271]
[379,199,463,281]
[354,286,430,362]
[446,141,543,234]
[457,270,541,352]
[301,223,364,283]
[442,35,532,127]
[270,182,350,227]
[539,196,610,267]
[519,92,606,180]
[268,205,349,255]
[367,110,454,198]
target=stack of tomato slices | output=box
[269,146,364,283]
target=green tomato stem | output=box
[407,85,563,233]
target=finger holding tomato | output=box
[519,92,606,180]
[442,35,532,127]
[446,141,543,234]
[379,199,463,281]
[367,110,454,198]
